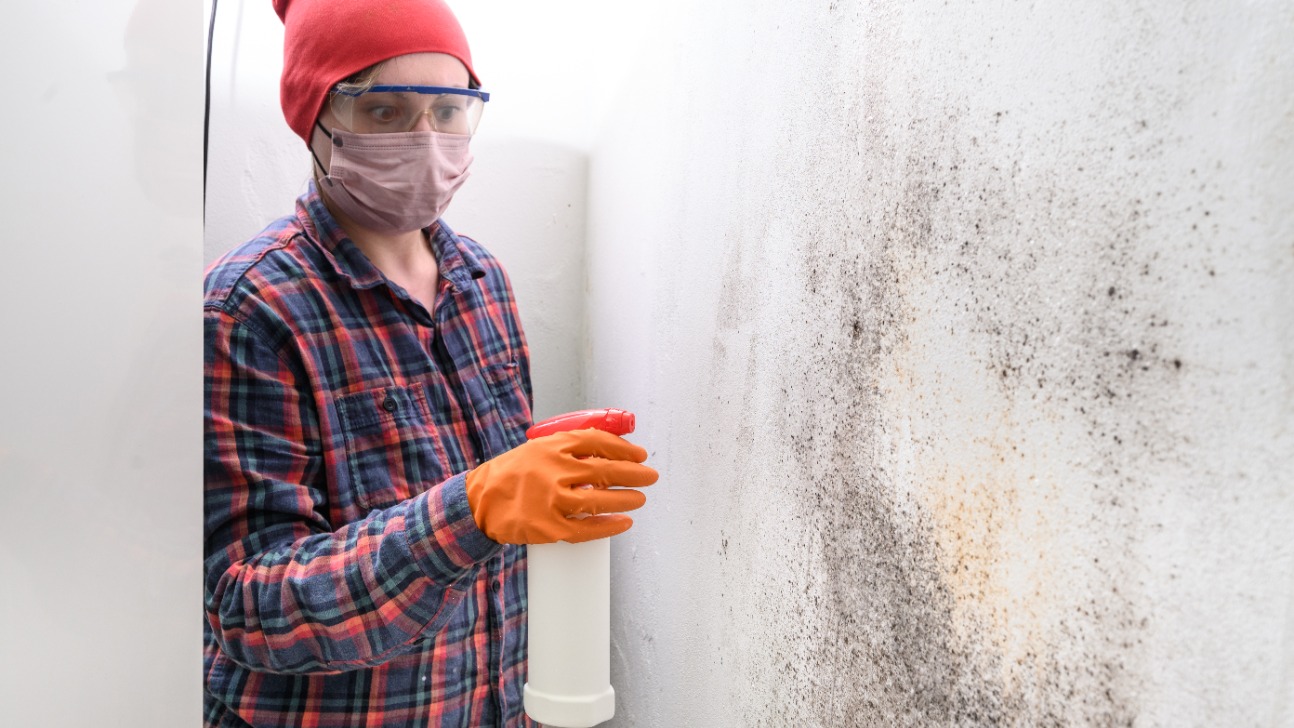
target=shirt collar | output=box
[295,180,486,294]
[428,218,487,293]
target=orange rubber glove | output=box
[465,428,659,544]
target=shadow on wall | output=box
[111,0,198,217]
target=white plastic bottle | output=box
[522,408,636,728]
[524,539,614,727]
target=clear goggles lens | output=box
[329,85,488,135]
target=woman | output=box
[202,1,658,725]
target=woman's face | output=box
[311,52,471,169]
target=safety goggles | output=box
[329,85,490,135]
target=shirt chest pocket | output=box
[475,359,533,456]
[334,383,450,511]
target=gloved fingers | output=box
[552,429,649,463]
[563,458,659,488]
[562,514,634,543]
[565,487,647,516]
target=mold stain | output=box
[631,0,1263,723]
[693,1,1211,724]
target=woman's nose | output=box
[411,111,436,132]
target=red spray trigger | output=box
[526,408,636,440]
[526,409,639,509]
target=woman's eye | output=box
[368,106,398,123]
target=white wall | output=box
[0,0,203,725]
[586,1,1294,725]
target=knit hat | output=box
[274,0,480,144]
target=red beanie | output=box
[274,0,479,144]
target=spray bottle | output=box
[522,408,637,728]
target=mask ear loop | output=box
[310,120,334,177]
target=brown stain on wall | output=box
[921,435,1069,701]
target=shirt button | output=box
[382,395,397,412]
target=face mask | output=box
[312,124,473,234]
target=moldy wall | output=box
[585,1,1294,725]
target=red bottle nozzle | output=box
[525,408,636,440]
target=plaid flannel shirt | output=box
[203,181,539,727]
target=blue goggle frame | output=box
[332,84,491,103]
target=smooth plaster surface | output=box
[1,0,204,724]
[585,1,1294,725]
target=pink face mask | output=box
[313,125,473,234]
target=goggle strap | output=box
[334,85,490,103]
[310,120,332,176]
